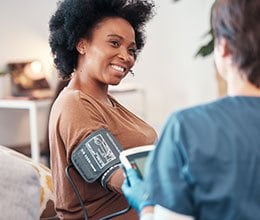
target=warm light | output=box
[7,60,51,96]
[24,60,44,80]
[30,60,42,74]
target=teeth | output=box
[111,65,125,73]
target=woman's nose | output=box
[117,48,133,63]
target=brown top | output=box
[49,87,157,220]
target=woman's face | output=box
[77,17,136,86]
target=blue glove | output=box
[121,168,154,213]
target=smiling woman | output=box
[74,17,136,92]
[48,0,157,219]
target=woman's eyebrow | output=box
[107,34,123,39]
[107,34,136,46]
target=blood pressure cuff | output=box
[71,128,122,188]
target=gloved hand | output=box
[121,168,154,213]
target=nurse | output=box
[122,0,260,219]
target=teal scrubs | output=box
[145,96,260,220]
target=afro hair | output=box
[49,0,155,79]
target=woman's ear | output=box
[76,38,88,55]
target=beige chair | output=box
[0,145,57,219]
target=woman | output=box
[48,0,157,219]
[122,0,260,219]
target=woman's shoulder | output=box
[54,87,99,108]
[51,88,102,119]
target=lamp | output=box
[7,60,51,98]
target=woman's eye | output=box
[110,40,120,47]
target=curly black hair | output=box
[49,0,155,79]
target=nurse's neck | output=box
[226,68,260,97]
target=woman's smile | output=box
[110,64,126,73]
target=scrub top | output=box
[145,96,260,220]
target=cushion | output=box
[0,149,40,219]
[0,145,57,219]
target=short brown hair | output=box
[212,0,260,87]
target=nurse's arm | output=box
[140,205,194,220]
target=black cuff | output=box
[100,163,121,190]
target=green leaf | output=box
[195,38,214,57]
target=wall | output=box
[131,0,217,130]
[0,0,217,147]
[0,0,56,77]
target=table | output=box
[0,98,52,162]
